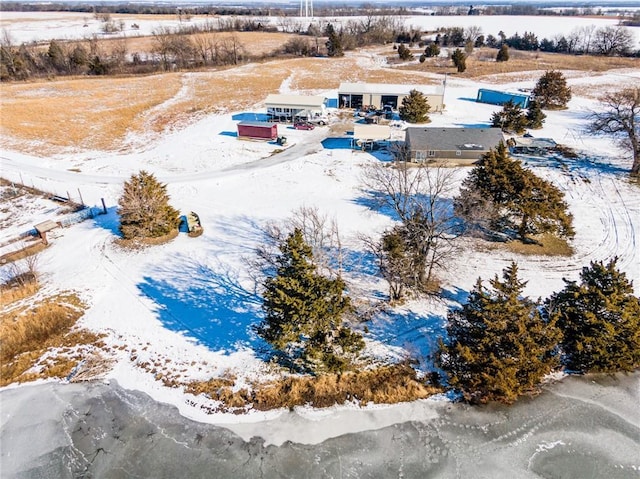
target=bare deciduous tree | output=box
[588,87,640,177]
[361,147,461,298]
[249,206,344,292]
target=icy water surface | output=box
[1,373,638,478]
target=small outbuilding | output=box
[405,127,504,165]
[237,121,278,140]
[338,82,445,112]
[476,89,531,108]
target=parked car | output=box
[293,121,315,130]
[308,116,328,126]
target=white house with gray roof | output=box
[404,127,504,165]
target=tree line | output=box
[431,24,638,57]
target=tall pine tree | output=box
[118,170,180,240]
[526,99,547,129]
[496,44,509,62]
[533,70,572,110]
[545,257,640,373]
[438,262,561,404]
[451,48,467,72]
[454,143,574,241]
[490,100,528,134]
[399,89,431,123]
[258,228,363,372]
[325,24,344,58]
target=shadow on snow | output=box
[91,206,121,237]
[137,255,269,356]
[231,112,270,122]
[366,308,447,368]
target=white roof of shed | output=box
[353,124,391,141]
[264,94,326,109]
[339,82,441,96]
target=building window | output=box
[415,151,427,161]
[456,150,461,156]
[428,150,436,157]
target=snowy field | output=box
[1,12,639,449]
[1,10,639,45]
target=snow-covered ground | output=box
[1,11,639,46]
[1,13,639,446]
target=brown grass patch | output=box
[400,48,640,81]
[0,240,49,264]
[0,275,39,307]
[0,74,182,153]
[114,228,179,249]
[491,233,574,256]
[0,292,105,386]
[186,363,441,412]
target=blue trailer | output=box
[476,89,531,108]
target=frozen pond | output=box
[1,373,638,478]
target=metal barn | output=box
[338,82,445,112]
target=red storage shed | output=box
[237,121,278,140]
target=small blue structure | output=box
[476,89,531,108]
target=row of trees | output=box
[438,258,639,404]
[432,25,638,57]
[0,29,248,80]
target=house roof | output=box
[353,124,391,141]
[405,127,504,151]
[339,82,443,97]
[264,94,326,109]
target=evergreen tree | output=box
[118,170,180,240]
[379,229,414,301]
[455,143,574,241]
[438,262,561,404]
[533,70,572,110]
[325,24,344,58]
[451,48,467,72]
[545,258,640,373]
[399,89,431,123]
[424,42,440,57]
[526,99,547,129]
[496,44,509,62]
[490,100,528,134]
[47,40,67,72]
[258,228,363,372]
[397,44,413,61]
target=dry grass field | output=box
[400,47,639,85]
[184,363,441,412]
[0,292,104,386]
